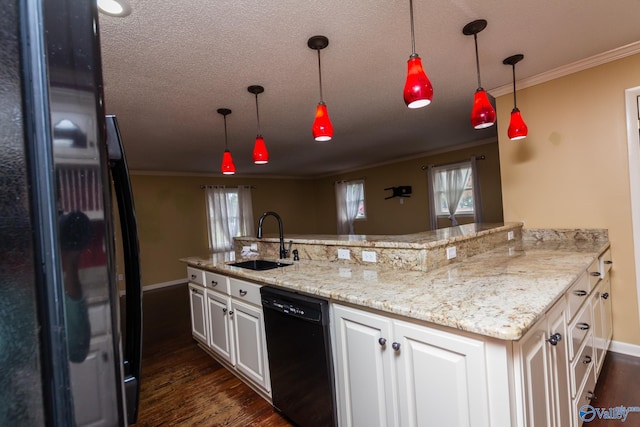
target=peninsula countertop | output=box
[181,236,609,341]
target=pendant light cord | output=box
[409,0,416,54]
[254,93,262,136]
[223,116,229,150]
[474,34,482,89]
[511,64,517,108]
[317,49,324,103]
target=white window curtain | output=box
[335,180,364,234]
[204,185,254,252]
[427,157,483,229]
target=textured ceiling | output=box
[99,0,640,177]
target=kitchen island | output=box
[181,223,612,426]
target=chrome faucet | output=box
[257,211,288,259]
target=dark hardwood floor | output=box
[128,284,640,426]
[126,283,292,427]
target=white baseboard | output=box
[119,278,187,297]
[609,340,640,358]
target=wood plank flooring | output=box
[128,283,640,427]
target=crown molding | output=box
[490,40,640,98]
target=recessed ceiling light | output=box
[97,0,132,17]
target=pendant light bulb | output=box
[503,54,528,140]
[463,19,496,129]
[308,36,333,142]
[248,85,269,164]
[403,0,433,108]
[217,108,236,175]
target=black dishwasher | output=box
[260,287,337,427]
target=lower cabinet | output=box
[332,303,491,427]
[188,283,207,343]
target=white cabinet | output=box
[332,303,491,427]
[187,266,271,396]
[514,297,570,427]
[188,282,207,343]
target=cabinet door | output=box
[206,290,234,364]
[394,320,489,427]
[547,299,571,427]
[188,283,207,343]
[332,304,397,427]
[593,277,612,376]
[518,316,554,427]
[230,299,270,392]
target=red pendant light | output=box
[308,36,333,142]
[248,85,269,164]
[463,19,496,129]
[503,54,528,140]
[403,0,433,108]
[217,108,236,175]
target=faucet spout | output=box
[257,211,287,259]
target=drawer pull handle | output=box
[392,342,401,351]
[586,390,595,401]
[577,322,590,331]
[378,338,387,346]
[546,333,562,346]
[590,272,601,277]
[211,280,218,286]
[239,289,248,296]
[583,355,592,364]
[191,274,197,280]
[602,292,610,300]
[574,290,588,297]
[604,260,613,265]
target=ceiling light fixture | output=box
[97,0,131,17]
[463,19,496,129]
[503,54,528,140]
[308,35,333,142]
[248,85,269,164]
[403,0,433,109]
[218,108,236,175]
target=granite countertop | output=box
[181,237,609,341]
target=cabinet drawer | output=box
[229,277,262,306]
[566,272,590,322]
[205,270,230,294]
[573,363,596,424]
[587,259,602,290]
[600,248,612,278]
[187,267,204,286]
[568,299,592,362]
[570,331,594,398]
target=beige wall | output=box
[127,141,504,289]
[496,53,640,345]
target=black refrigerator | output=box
[0,0,142,425]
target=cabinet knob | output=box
[577,322,590,331]
[586,390,595,401]
[239,289,248,296]
[602,292,610,300]
[391,342,401,351]
[590,271,601,277]
[211,280,218,286]
[583,355,592,364]
[604,260,613,265]
[228,310,234,316]
[546,333,562,346]
[191,274,197,280]
[223,308,228,314]
[574,290,587,297]
[378,338,386,346]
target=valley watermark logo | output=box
[580,405,640,423]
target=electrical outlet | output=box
[362,250,377,263]
[507,231,514,241]
[250,243,258,250]
[446,246,457,260]
[338,248,351,260]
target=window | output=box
[335,179,366,234]
[204,186,254,252]
[432,162,474,216]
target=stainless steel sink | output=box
[229,259,292,271]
